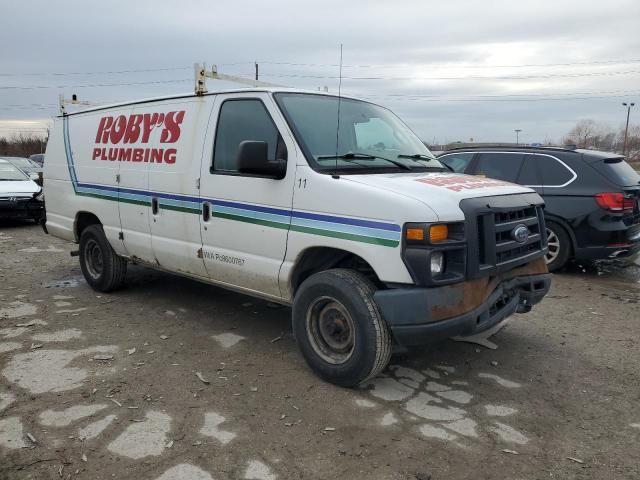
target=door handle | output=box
[151,197,159,215]
[202,202,210,222]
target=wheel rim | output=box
[306,296,355,365]
[84,239,104,280]
[546,228,560,265]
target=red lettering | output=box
[123,115,143,144]
[141,113,160,142]
[163,149,176,164]
[92,148,101,160]
[132,148,144,162]
[118,149,132,162]
[151,149,163,163]
[160,110,185,143]
[108,148,118,161]
[109,116,127,144]
[95,116,113,143]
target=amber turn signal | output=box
[406,228,425,241]
[429,224,448,243]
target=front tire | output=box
[292,269,392,387]
[79,225,127,292]
[545,221,571,272]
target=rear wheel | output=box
[292,269,392,387]
[79,225,127,292]
[545,221,571,272]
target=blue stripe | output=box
[291,209,400,232]
[214,204,290,225]
[291,217,401,241]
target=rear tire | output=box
[292,269,392,387]
[545,221,571,272]
[79,224,127,292]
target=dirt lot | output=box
[0,221,639,480]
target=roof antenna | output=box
[332,44,343,179]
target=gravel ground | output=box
[0,221,639,480]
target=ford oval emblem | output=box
[511,224,530,243]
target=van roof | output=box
[61,87,358,117]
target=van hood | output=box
[0,180,40,197]
[345,172,536,220]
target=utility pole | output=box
[255,62,259,81]
[514,129,522,145]
[622,102,635,156]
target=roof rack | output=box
[194,63,282,95]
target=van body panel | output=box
[144,98,212,277]
[198,92,297,297]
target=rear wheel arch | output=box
[543,214,576,251]
[74,211,102,243]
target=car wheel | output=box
[79,225,127,292]
[545,222,571,272]
[292,269,392,387]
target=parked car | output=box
[2,156,43,185]
[43,89,551,387]
[0,158,44,221]
[437,146,640,271]
[30,153,45,167]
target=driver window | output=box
[212,99,286,174]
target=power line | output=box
[356,93,640,102]
[254,69,640,81]
[367,88,640,99]
[0,67,191,77]
[257,58,640,69]
[0,78,192,91]
[0,62,253,78]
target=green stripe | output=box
[72,184,398,248]
[77,191,150,207]
[213,211,289,230]
[160,203,201,214]
[290,224,399,247]
[214,211,398,247]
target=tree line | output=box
[0,133,47,158]
[564,120,640,162]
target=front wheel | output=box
[79,224,127,292]
[292,269,392,387]
[545,222,571,272]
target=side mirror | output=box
[236,141,286,179]
[28,172,39,181]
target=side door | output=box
[108,107,154,262]
[144,98,212,278]
[471,152,525,183]
[199,93,297,298]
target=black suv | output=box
[437,146,640,271]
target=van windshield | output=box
[274,93,444,173]
[0,162,28,181]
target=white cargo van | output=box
[44,88,551,386]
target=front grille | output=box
[476,205,546,273]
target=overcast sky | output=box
[2,0,639,145]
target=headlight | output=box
[430,252,444,275]
[402,222,466,286]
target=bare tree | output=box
[567,119,598,148]
[0,133,47,157]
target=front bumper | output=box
[0,197,44,220]
[374,257,551,346]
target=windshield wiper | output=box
[317,152,412,170]
[397,153,435,161]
